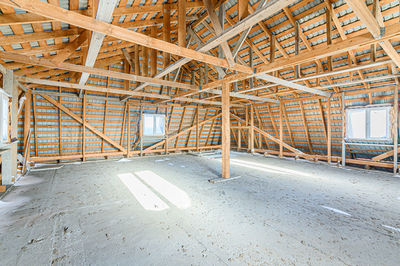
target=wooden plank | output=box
[257,74,331,97]
[327,97,331,163]
[238,0,249,20]
[394,72,399,174]
[24,90,31,156]
[279,104,283,157]
[150,26,157,77]
[178,0,186,47]
[82,92,86,161]
[221,82,230,178]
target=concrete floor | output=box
[1,152,399,265]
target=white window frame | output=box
[0,88,10,144]
[345,105,392,141]
[142,113,165,137]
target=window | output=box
[0,89,9,144]
[143,114,165,136]
[346,105,391,140]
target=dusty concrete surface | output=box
[1,152,399,265]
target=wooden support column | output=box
[24,89,31,159]
[222,83,230,178]
[178,0,186,47]
[163,6,171,67]
[165,107,169,154]
[237,117,242,151]
[327,97,332,163]
[134,45,140,86]
[394,80,399,174]
[32,92,38,157]
[279,104,283,158]
[326,7,332,72]
[143,46,149,77]
[269,35,275,63]
[127,106,131,157]
[150,26,157,77]
[250,105,254,153]
[341,92,346,166]
[140,105,143,157]
[58,87,62,157]
[82,92,86,162]
[196,106,199,151]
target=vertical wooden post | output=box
[222,83,230,178]
[394,83,398,175]
[196,105,199,151]
[245,106,249,150]
[250,105,254,153]
[270,35,275,63]
[237,117,241,151]
[32,92,38,157]
[150,26,157,77]
[294,21,300,78]
[134,45,140,86]
[341,92,346,166]
[178,0,186,47]
[57,87,62,157]
[24,89,31,160]
[127,106,131,157]
[279,104,283,158]
[140,105,143,157]
[326,8,333,72]
[327,97,332,163]
[143,46,148,77]
[165,107,169,155]
[82,92,86,162]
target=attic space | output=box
[0,0,400,265]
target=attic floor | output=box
[1,152,399,265]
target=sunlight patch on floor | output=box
[118,173,169,211]
[135,170,191,209]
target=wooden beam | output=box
[394,79,398,174]
[2,52,196,90]
[50,31,89,65]
[78,0,118,94]
[113,0,204,16]
[345,0,400,67]
[24,89,31,159]
[222,82,230,178]
[0,28,80,46]
[178,0,186,47]
[203,0,235,66]
[327,97,332,163]
[238,0,249,20]
[257,74,331,97]
[0,0,251,74]
[126,0,296,94]
[203,23,400,90]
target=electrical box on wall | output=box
[0,88,10,145]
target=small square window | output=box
[143,114,165,137]
[346,105,391,141]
